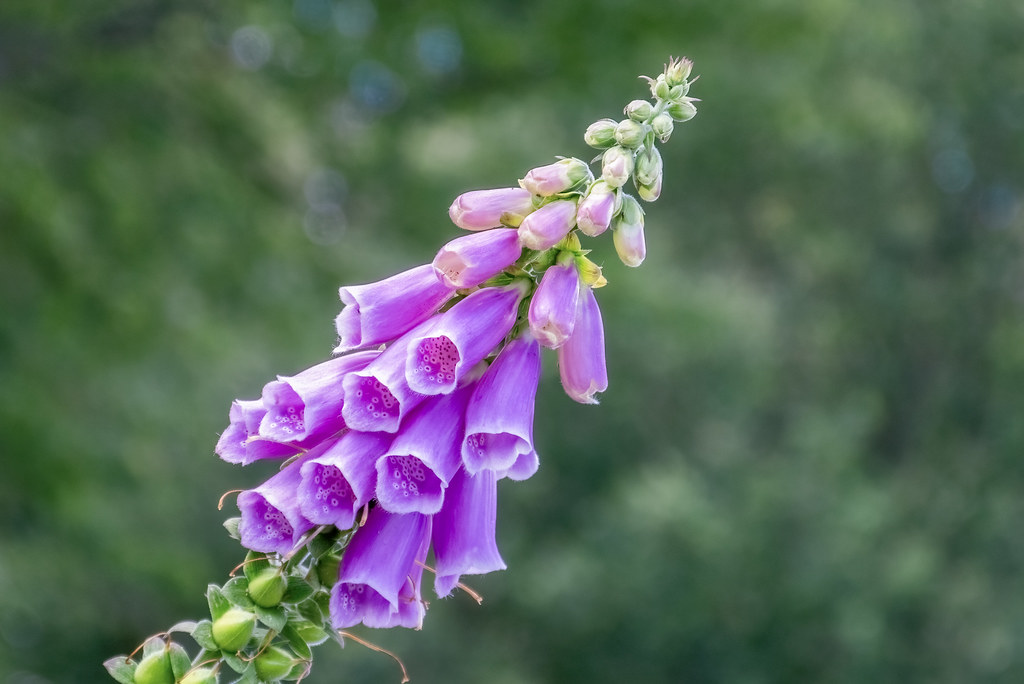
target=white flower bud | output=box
[668,100,697,122]
[584,119,617,149]
[651,113,674,142]
[601,146,634,188]
[614,119,645,148]
[624,99,652,122]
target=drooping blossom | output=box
[576,180,618,237]
[334,265,455,353]
[237,451,317,555]
[612,194,646,268]
[462,335,540,475]
[528,259,580,349]
[601,146,634,188]
[432,228,522,289]
[519,158,591,196]
[215,399,303,466]
[298,430,391,529]
[433,468,506,598]
[557,284,608,404]
[517,199,578,251]
[448,187,535,231]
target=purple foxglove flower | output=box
[334,265,455,353]
[215,399,302,466]
[517,199,578,251]
[518,158,591,196]
[330,509,431,629]
[462,335,540,474]
[374,383,474,515]
[341,319,435,433]
[259,350,379,443]
[433,228,522,289]
[576,180,618,237]
[498,450,539,481]
[601,145,634,188]
[612,194,646,267]
[528,260,580,349]
[448,187,535,231]
[556,284,608,404]
[298,430,391,529]
[433,468,506,598]
[237,451,317,555]
[406,285,522,395]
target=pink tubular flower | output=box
[448,187,535,231]
[576,180,618,237]
[519,158,591,196]
[517,199,578,251]
[528,260,580,349]
[259,350,379,443]
[432,228,523,289]
[612,194,646,267]
[215,399,303,465]
[556,284,608,404]
[237,452,317,555]
[433,468,506,598]
[334,265,455,353]
[374,383,474,515]
[330,509,431,629]
[462,335,540,475]
[298,430,391,529]
[406,285,522,396]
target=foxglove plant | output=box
[106,57,699,684]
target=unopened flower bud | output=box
[668,100,697,122]
[583,119,617,149]
[624,99,652,122]
[634,146,663,188]
[211,608,256,652]
[178,668,219,684]
[133,652,174,684]
[614,119,645,148]
[651,113,674,142]
[576,180,618,237]
[601,146,634,188]
[652,74,671,100]
[670,83,689,99]
[449,187,535,230]
[665,57,693,86]
[613,195,646,267]
[637,172,662,202]
[520,158,591,196]
[518,199,578,250]
[248,568,287,608]
[254,645,298,682]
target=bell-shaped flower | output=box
[433,468,506,598]
[334,265,455,353]
[448,187,535,231]
[237,451,317,555]
[330,509,431,629]
[517,199,578,251]
[215,399,302,466]
[612,194,646,268]
[518,158,591,196]
[576,180,618,237]
[528,259,580,349]
[556,284,608,404]
[433,228,522,289]
[374,382,474,515]
[462,335,540,475]
[498,450,539,482]
[406,285,522,396]
[341,319,434,433]
[259,350,379,443]
[298,430,391,529]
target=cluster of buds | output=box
[106,57,697,684]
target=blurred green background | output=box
[2,0,1023,682]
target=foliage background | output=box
[2,0,1023,682]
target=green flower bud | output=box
[624,99,652,122]
[664,56,693,86]
[668,100,697,123]
[669,83,690,99]
[634,146,663,188]
[614,119,645,148]
[254,645,297,682]
[651,113,674,142]
[133,652,174,684]
[248,568,287,608]
[651,74,671,100]
[211,608,256,652]
[178,667,219,684]
[583,119,617,149]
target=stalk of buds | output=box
[106,56,699,684]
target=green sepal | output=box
[286,662,312,681]
[306,531,336,560]
[102,656,135,684]
[223,652,247,674]
[207,584,232,621]
[223,577,255,610]
[282,577,314,604]
[295,597,323,625]
[168,620,199,635]
[167,642,192,679]
[315,555,341,588]
[288,618,329,647]
[313,592,331,619]
[255,604,287,632]
[242,552,273,582]
[190,620,218,652]
[223,517,241,539]
[281,623,313,660]
[141,636,165,658]
[232,664,258,684]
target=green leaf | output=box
[282,577,314,604]
[223,652,247,674]
[167,642,192,679]
[102,656,136,684]
[207,584,232,621]
[232,664,258,684]
[288,619,329,647]
[223,576,255,609]
[190,620,218,652]
[295,597,323,624]
[242,552,273,583]
[254,604,287,632]
[223,517,241,539]
[286,661,312,681]
[281,623,313,660]
[307,531,335,559]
